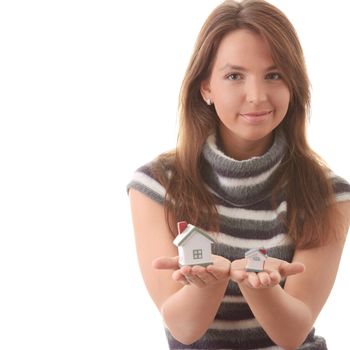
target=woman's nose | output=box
[245,79,268,104]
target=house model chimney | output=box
[177,221,188,234]
[259,248,267,256]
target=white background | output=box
[0,1,349,349]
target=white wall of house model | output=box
[173,222,215,267]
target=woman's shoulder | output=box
[126,152,176,205]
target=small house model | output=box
[173,221,215,267]
[245,248,268,272]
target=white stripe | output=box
[209,318,260,330]
[215,232,292,249]
[218,160,282,187]
[336,192,350,202]
[132,171,165,197]
[217,201,287,221]
[222,295,246,303]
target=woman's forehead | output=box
[212,30,275,71]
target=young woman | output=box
[127,0,350,349]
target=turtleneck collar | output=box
[201,130,287,207]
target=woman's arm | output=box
[129,189,230,344]
[231,201,350,350]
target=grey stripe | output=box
[219,214,286,235]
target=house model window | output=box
[193,249,203,260]
[173,221,214,267]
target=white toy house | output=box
[173,221,215,267]
[245,248,268,272]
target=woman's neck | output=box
[218,128,274,160]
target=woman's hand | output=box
[230,257,305,289]
[153,255,231,288]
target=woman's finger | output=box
[152,256,179,270]
[269,271,281,284]
[230,269,248,283]
[279,261,305,277]
[192,266,217,283]
[247,272,261,288]
[206,266,223,281]
[231,259,246,271]
[257,271,271,287]
[172,270,188,285]
[184,273,206,288]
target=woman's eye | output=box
[227,73,243,81]
[266,72,281,80]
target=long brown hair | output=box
[154,0,342,249]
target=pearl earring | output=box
[206,98,212,106]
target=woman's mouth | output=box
[240,110,273,123]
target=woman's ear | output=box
[200,79,212,105]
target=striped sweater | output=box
[127,130,350,350]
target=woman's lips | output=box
[240,110,273,123]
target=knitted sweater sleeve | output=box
[331,172,350,203]
[126,162,166,206]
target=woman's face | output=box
[201,29,290,158]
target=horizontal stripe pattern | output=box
[202,132,286,178]
[215,301,254,321]
[216,160,282,187]
[209,318,261,330]
[217,201,287,221]
[166,326,275,349]
[127,131,349,349]
[201,131,287,206]
[166,327,325,350]
[126,171,165,205]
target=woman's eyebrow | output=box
[219,64,278,71]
